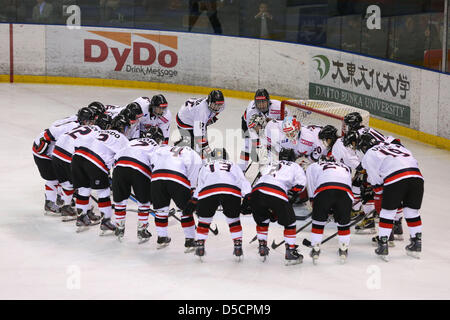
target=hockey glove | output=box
[183,198,198,216]
[35,137,50,155]
[240,194,252,215]
[206,116,218,126]
[361,184,375,204]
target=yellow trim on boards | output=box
[2,74,449,150]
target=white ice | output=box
[0,83,449,300]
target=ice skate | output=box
[184,238,196,253]
[355,216,376,234]
[258,240,269,262]
[233,239,243,262]
[405,232,421,259]
[56,194,64,207]
[44,200,60,216]
[137,222,152,244]
[375,235,389,262]
[60,205,77,222]
[87,208,101,223]
[372,231,395,247]
[114,221,125,242]
[393,218,404,240]
[99,217,116,236]
[338,243,348,264]
[285,244,303,266]
[76,213,91,233]
[156,236,171,249]
[310,244,320,265]
[194,240,205,261]
[350,209,362,221]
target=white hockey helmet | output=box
[282,116,301,144]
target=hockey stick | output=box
[169,208,219,236]
[271,219,313,249]
[302,210,376,248]
[90,195,155,216]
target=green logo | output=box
[312,55,330,80]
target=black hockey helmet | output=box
[88,101,106,116]
[95,113,112,130]
[125,102,143,122]
[319,125,339,148]
[207,90,225,113]
[77,107,96,125]
[279,148,296,162]
[150,94,168,117]
[343,112,363,132]
[254,88,270,113]
[141,126,164,144]
[110,114,130,134]
[209,148,229,161]
[357,132,379,154]
[343,130,360,148]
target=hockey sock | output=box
[196,217,213,241]
[60,181,74,205]
[154,206,169,237]
[394,207,403,221]
[337,223,351,246]
[181,212,196,239]
[44,180,59,203]
[311,220,326,246]
[76,187,91,214]
[284,223,296,247]
[137,202,151,225]
[403,207,422,238]
[226,217,242,241]
[97,188,112,219]
[114,200,127,225]
[256,219,270,241]
[378,208,397,238]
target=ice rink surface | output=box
[1,83,449,300]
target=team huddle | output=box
[32,88,424,264]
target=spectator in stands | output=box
[188,0,222,34]
[0,0,27,21]
[100,0,120,22]
[253,2,276,40]
[32,0,53,23]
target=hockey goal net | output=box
[280,100,370,135]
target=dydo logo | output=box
[84,31,178,73]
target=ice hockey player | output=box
[192,148,252,261]
[175,90,225,159]
[112,127,163,243]
[139,94,171,145]
[318,125,339,156]
[305,157,353,264]
[117,102,144,139]
[71,115,130,233]
[249,148,307,265]
[148,144,203,251]
[51,107,98,220]
[238,89,286,171]
[357,133,424,261]
[32,107,90,215]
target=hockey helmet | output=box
[150,94,168,117]
[357,133,379,154]
[279,148,296,162]
[141,126,164,145]
[319,125,339,149]
[282,116,301,143]
[125,102,143,123]
[95,113,112,130]
[110,115,130,134]
[343,130,359,148]
[88,101,106,116]
[207,90,225,113]
[343,112,363,133]
[77,107,96,125]
[254,88,270,113]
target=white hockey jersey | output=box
[306,161,353,201]
[53,125,100,163]
[73,129,129,173]
[176,97,223,138]
[149,145,203,190]
[361,143,423,188]
[114,138,159,179]
[253,160,306,202]
[194,160,252,200]
[139,109,171,145]
[242,99,286,129]
[32,119,79,159]
[331,138,360,170]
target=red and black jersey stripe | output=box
[115,156,152,178]
[151,169,191,188]
[176,114,193,130]
[44,128,56,142]
[198,183,242,199]
[74,146,109,173]
[53,146,73,163]
[252,183,288,201]
[32,142,51,159]
[314,182,353,200]
[384,167,423,185]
